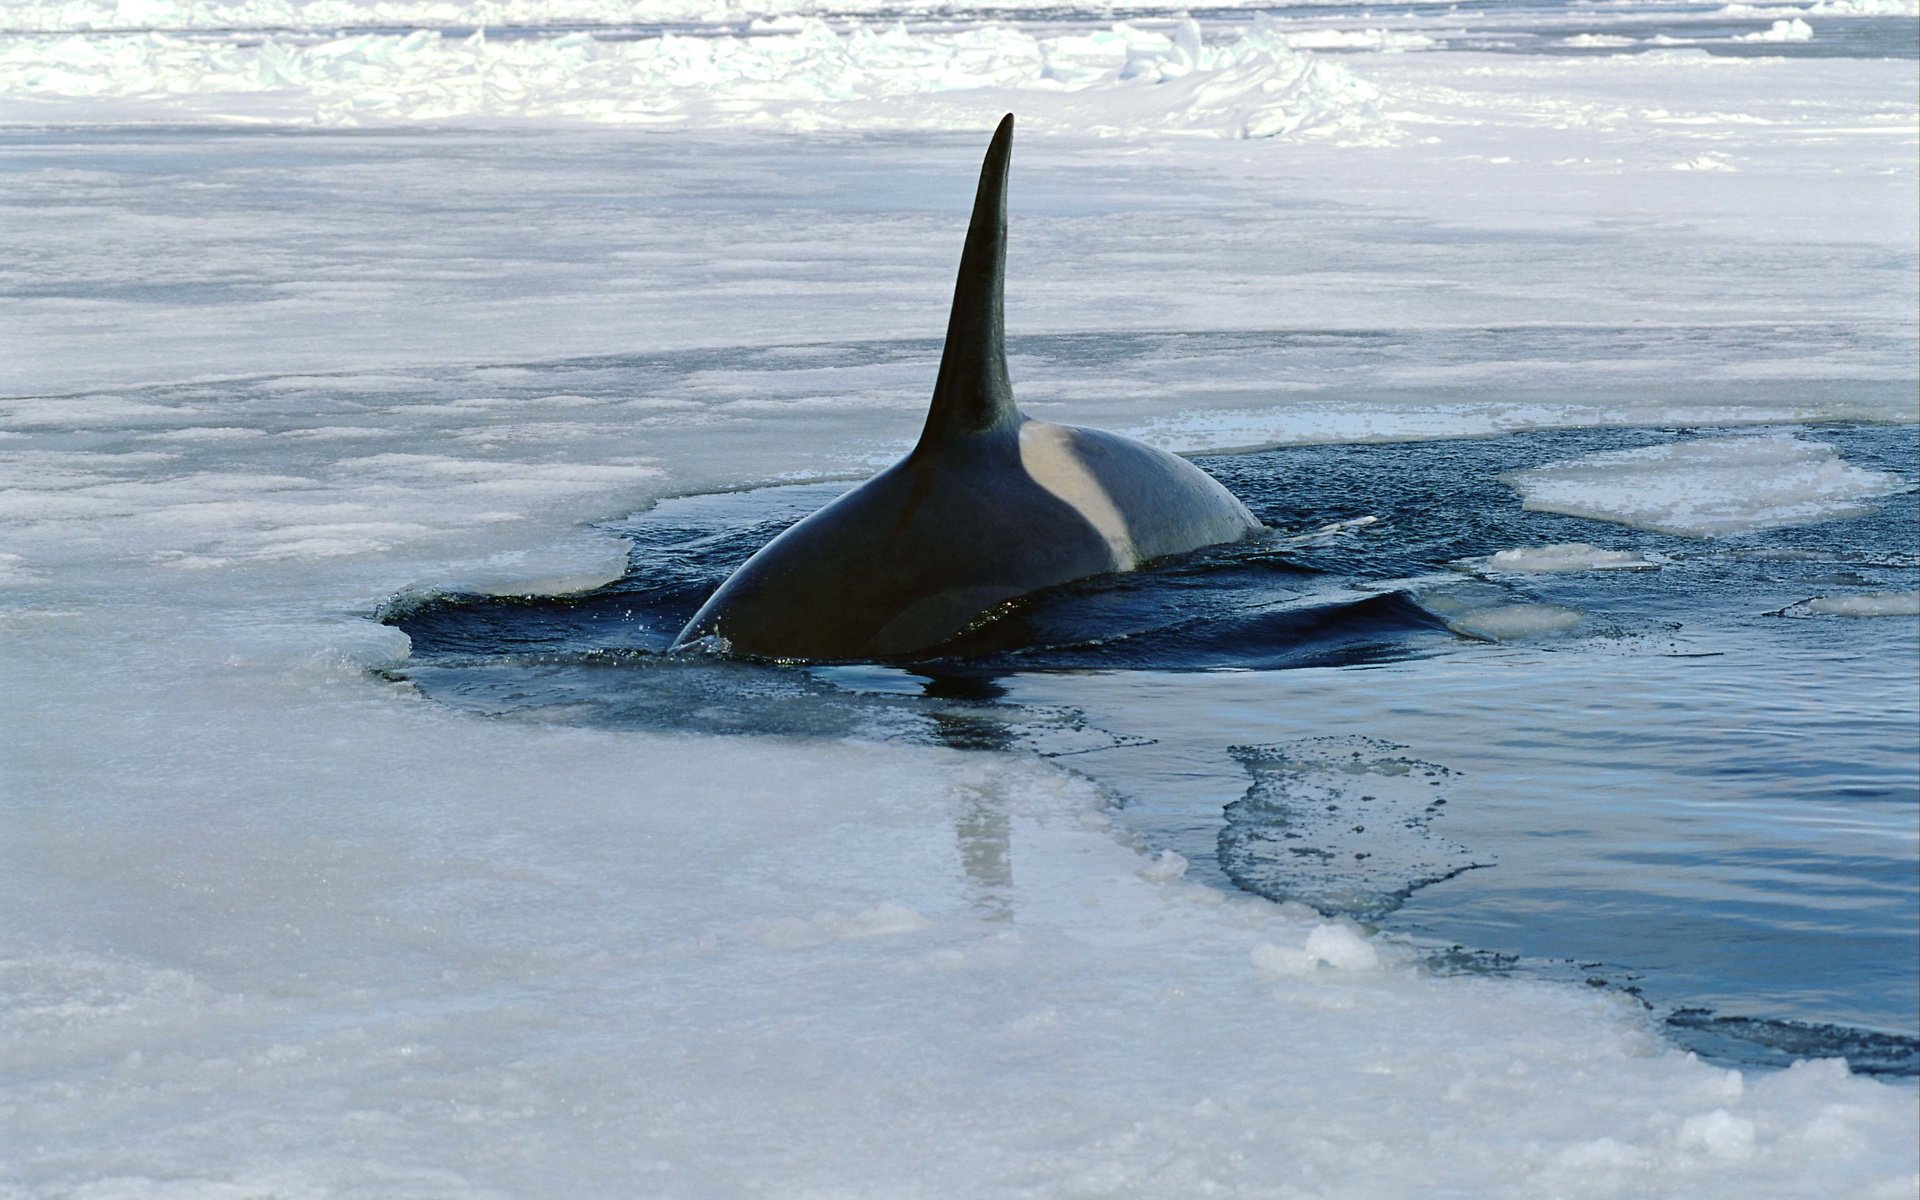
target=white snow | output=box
[1677,1109,1761,1160]
[1737,17,1816,41]
[1265,27,1437,53]
[1722,0,1915,14]
[1503,436,1910,538]
[1252,920,1386,975]
[10,563,1910,1196]
[1137,847,1191,882]
[1805,0,1918,12]
[0,17,1390,138]
[1,0,1351,32]
[10,0,1914,32]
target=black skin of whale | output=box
[672,114,1261,662]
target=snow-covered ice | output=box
[2,1,1916,1194]
[0,18,1391,138]
[1503,435,1910,538]
[1737,16,1818,40]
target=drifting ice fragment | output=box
[1442,603,1584,641]
[1778,590,1920,618]
[1415,584,1586,641]
[1466,542,1662,575]
[1503,435,1906,538]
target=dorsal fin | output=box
[918,113,1020,448]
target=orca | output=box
[672,114,1261,661]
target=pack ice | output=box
[1,1,1916,1196]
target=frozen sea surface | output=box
[390,421,1920,1075]
[3,3,1918,1196]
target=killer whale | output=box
[672,114,1261,661]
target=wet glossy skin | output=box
[674,418,1258,659]
[672,114,1259,661]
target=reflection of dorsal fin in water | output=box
[918,113,1020,448]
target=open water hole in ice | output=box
[385,420,1919,1076]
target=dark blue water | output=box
[383,422,1919,1075]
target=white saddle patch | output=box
[1018,421,1139,571]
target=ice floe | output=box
[1563,32,1641,48]
[1444,600,1586,641]
[1,8,1914,1194]
[0,16,1392,138]
[1468,542,1665,574]
[9,0,1912,32]
[1503,435,1909,538]
[2,0,1344,32]
[1721,0,1914,14]
[1779,590,1920,617]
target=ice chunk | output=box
[1780,590,1920,618]
[4,0,1403,31]
[1503,436,1907,538]
[1416,584,1587,640]
[1469,543,1662,574]
[1804,591,1920,617]
[1250,921,1383,976]
[1303,921,1382,971]
[0,18,1392,140]
[401,533,636,600]
[1443,602,1584,641]
[2,41,1917,1196]
[1736,17,1815,40]
[1138,849,1190,883]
